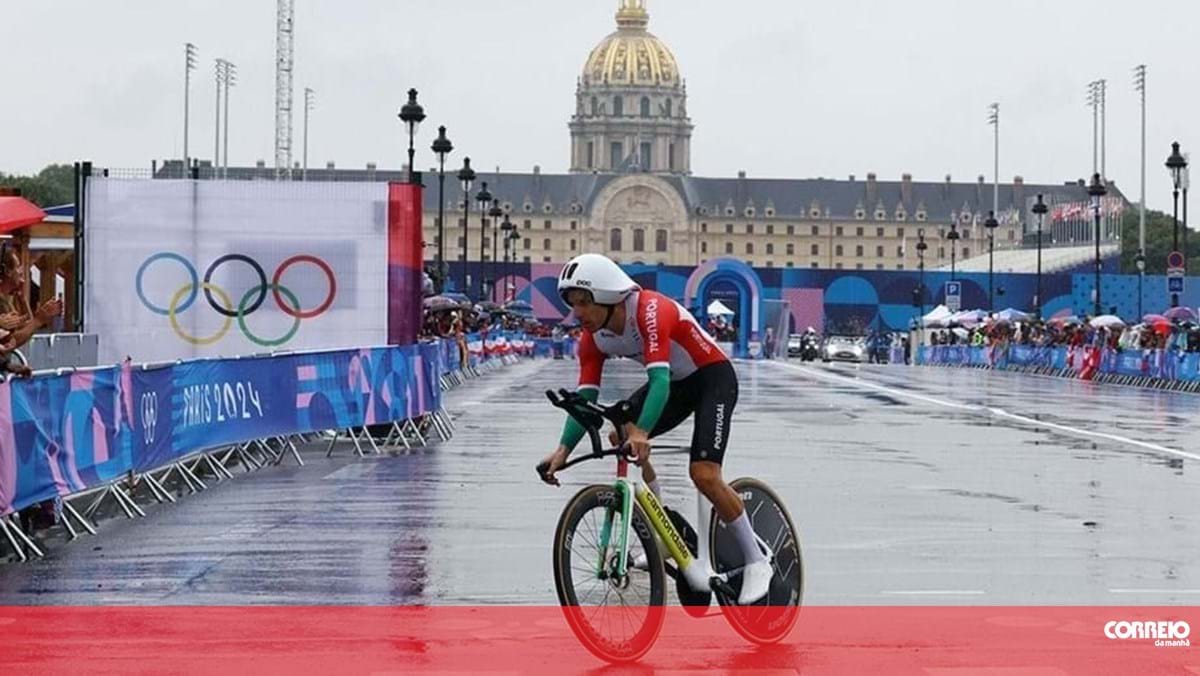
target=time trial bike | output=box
[537,389,803,663]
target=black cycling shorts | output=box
[626,360,738,465]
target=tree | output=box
[1119,208,1198,274]
[0,164,75,207]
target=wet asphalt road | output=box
[0,357,1197,607]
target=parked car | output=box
[822,335,867,363]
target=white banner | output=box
[85,179,389,363]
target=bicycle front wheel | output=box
[710,477,803,645]
[552,483,666,663]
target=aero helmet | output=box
[557,254,638,306]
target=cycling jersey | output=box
[576,289,726,390]
[559,289,731,456]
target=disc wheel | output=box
[709,477,803,644]
[552,484,666,663]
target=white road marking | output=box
[772,361,1200,463]
[1108,588,1200,594]
[880,590,986,596]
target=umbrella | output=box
[921,304,953,328]
[951,327,969,339]
[0,196,45,234]
[1142,313,1169,325]
[1047,315,1081,327]
[504,300,534,317]
[423,295,460,312]
[707,300,735,317]
[1164,306,1198,322]
[442,292,473,306]
[995,308,1031,323]
[1089,315,1125,328]
[476,301,503,314]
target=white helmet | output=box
[558,254,638,306]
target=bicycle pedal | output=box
[710,577,737,601]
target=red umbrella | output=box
[0,196,45,234]
[1142,313,1168,325]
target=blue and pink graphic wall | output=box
[451,257,1198,356]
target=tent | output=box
[920,304,953,328]
[707,300,735,317]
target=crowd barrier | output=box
[918,344,1200,391]
[0,331,545,562]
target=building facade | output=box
[419,0,1123,286]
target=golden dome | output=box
[582,1,680,89]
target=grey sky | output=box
[1,0,1194,210]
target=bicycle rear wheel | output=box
[709,477,803,644]
[552,483,666,663]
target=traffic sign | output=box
[1168,276,1185,294]
[945,281,962,312]
[1167,250,1185,276]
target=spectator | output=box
[0,242,62,378]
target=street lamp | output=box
[431,126,453,292]
[1088,172,1107,315]
[984,211,999,312]
[1134,250,1146,319]
[916,228,928,333]
[946,221,960,282]
[488,199,503,301]
[398,88,425,184]
[476,181,493,300]
[1032,194,1048,319]
[500,214,516,302]
[1166,141,1187,253]
[456,157,476,293]
[507,229,521,301]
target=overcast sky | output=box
[1,0,1195,210]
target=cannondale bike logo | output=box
[136,253,337,347]
[140,392,158,445]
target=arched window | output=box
[640,97,651,118]
[590,96,598,116]
[665,99,672,118]
[633,228,645,252]
[655,229,668,252]
[610,228,623,251]
[543,238,552,251]
[766,243,775,255]
[613,96,624,117]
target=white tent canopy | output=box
[707,300,735,317]
[921,304,953,327]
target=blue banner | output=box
[0,342,453,516]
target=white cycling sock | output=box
[648,479,662,499]
[728,512,767,564]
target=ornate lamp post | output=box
[456,158,476,293]
[984,211,999,312]
[1032,194,1048,319]
[488,199,503,300]
[430,126,453,292]
[398,88,425,184]
[947,221,960,282]
[500,214,516,302]
[475,181,493,299]
[916,228,928,331]
[1088,172,1107,315]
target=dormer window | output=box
[895,209,907,221]
[725,206,736,217]
[524,202,534,213]
[874,209,887,221]
[744,207,755,218]
[764,207,775,218]
[855,208,866,220]
[543,203,554,214]
[915,210,927,221]
[809,207,821,218]
[502,201,513,213]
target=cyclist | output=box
[538,253,771,605]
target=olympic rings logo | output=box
[136,252,337,347]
